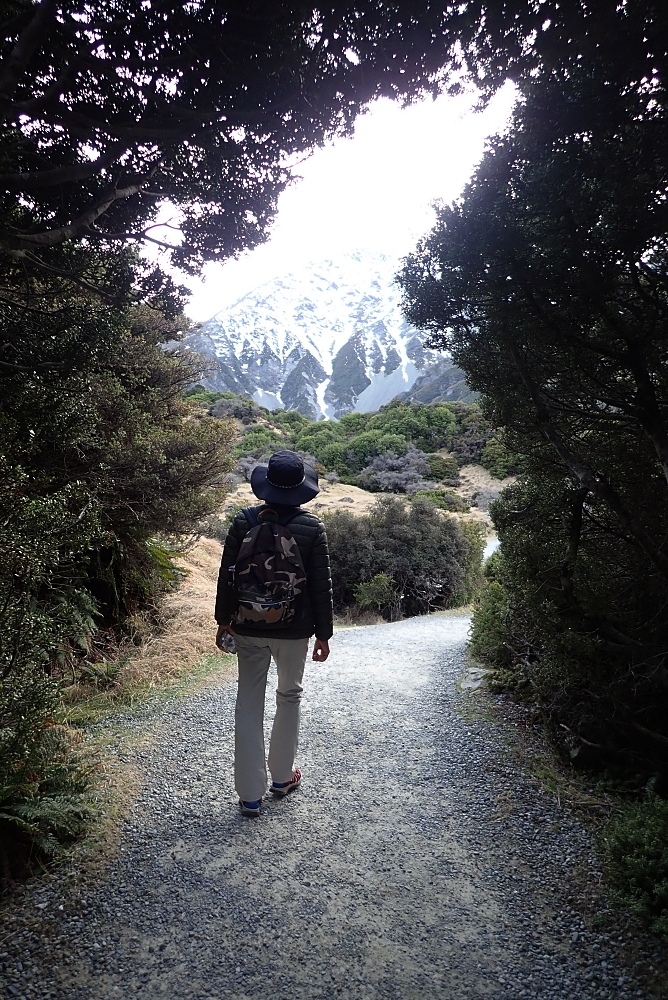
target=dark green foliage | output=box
[354,574,400,618]
[480,436,520,480]
[399,61,668,785]
[469,550,514,673]
[367,401,456,452]
[0,259,234,870]
[467,470,668,782]
[447,403,495,467]
[294,422,346,458]
[233,426,285,459]
[2,1,664,280]
[210,396,265,423]
[426,453,460,484]
[185,387,236,408]
[0,2,492,281]
[270,409,312,436]
[0,724,93,877]
[603,798,668,936]
[338,412,368,437]
[215,396,494,487]
[412,489,469,513]
[325,496,482,617]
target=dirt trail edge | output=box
[2,616,651,1000]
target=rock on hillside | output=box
[176,252,475,419]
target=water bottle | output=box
[217,631,237,654]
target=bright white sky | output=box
[164,84,516,322]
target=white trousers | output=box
[234,633,309,802]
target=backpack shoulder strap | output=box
[242,506,260,528]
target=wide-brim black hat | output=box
[250,450,320,506]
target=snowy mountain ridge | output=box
[179,251,472,418]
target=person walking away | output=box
[215,451,333,816]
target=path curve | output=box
[2,616,645,999]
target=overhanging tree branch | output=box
[0,176,154,250]
[0,0,56,100]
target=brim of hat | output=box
[250,463,320,505]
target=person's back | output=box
[215,503,332,641]
[215,451,333,816]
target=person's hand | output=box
[215,623,235,648]
[312,639,330,662]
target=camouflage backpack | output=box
[230,506,306,628]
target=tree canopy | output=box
[399,61,668,779]
[2,0,667,281]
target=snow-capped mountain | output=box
[179,252,472,419]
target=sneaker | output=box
[239,799,261,817]
[270,768,302,798]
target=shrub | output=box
[210,395,265,423]
[412,489,469,512]
[354,573,400,618]
[345,429,406,467]
[453,520,486,603]
[294,422,346,456]
[481,435,520,479]
[325,495,482,616]
[270,408,312,436]
[338,412,369,436]
[603,797,668,936]
[0,288,234,870]
[318,441,352,476]
[232,426,284,457]
[0,483,101,874]
[367,400,456,451]
[185,386,236,407]
[469,468,668,786]
[426,452,460,484]
[448,402,495,465]
[358,445,435,493]
[469,579,513,669]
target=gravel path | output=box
[1,615,654,999]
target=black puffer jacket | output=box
[215,505,333,641]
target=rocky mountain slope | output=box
[179,252,473,419]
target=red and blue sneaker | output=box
[270,768,302,798]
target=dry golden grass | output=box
[116,536,223,689]
[59,537,229,721]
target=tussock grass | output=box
[59,538,232,726]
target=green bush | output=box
[456,521,486,604]
[294,422,345,452]
[0,483,102,872]
[345,429,395,467]
[270,409,312,436]
[354,573,400,617]
[325,495,482,616]
[318,441,352,475]
[214,397,504,485]
[448,402,495,465]
[603,797,668,936]
[233,426,284,457]
[426,452,459,483]
[468,468,668,787]
[481,435,519,479]
[367,401,456,451]
[0,284,234,869]
[185,386,236,407]
[412,488,469,512]
[338,412,369,436]
[469,578,513,669]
